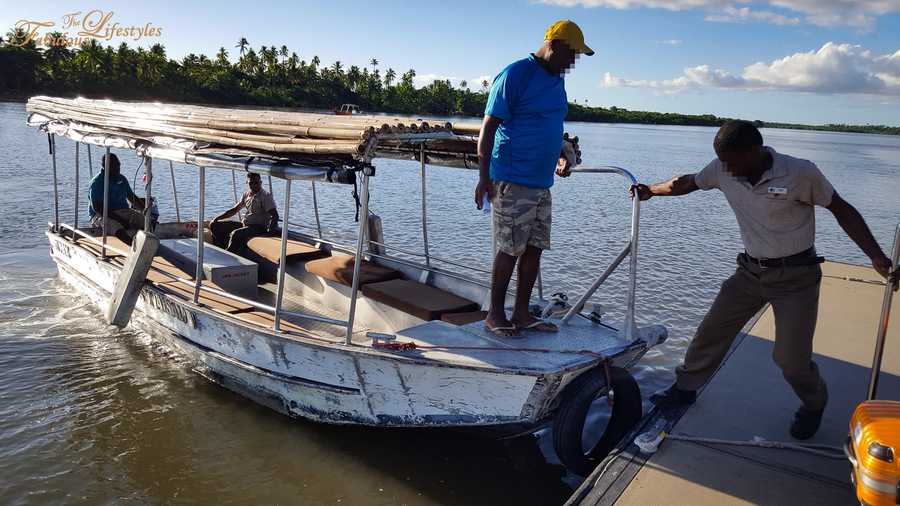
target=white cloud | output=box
[601,42,900,95]
[658,39,683,45]
[704,5,800,24]
[540,0,900,28]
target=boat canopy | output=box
[25,96,484,180]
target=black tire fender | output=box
[552,366,642,476]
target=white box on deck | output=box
[159,238,258,296]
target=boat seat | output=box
[246,237,330,264]
[361,279,480,321]
[440,310,488,326]
[305,254,402,287]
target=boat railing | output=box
[54,222,350,329]
[559,166,641,341]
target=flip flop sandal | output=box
[484,324,521,338]
[517,320,559,333]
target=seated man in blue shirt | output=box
[474,20,591,337]
[88,153,146,245]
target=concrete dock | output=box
[569,261,900,505]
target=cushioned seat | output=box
[361,279,480,321]
[441,310,488,326]
[305,254,402,287]
[246,237,329,264]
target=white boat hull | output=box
[48,232,583,429]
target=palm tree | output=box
[279,45,288,66]
[481,79,489,92]
[310,55,320,69]
[384,68,396,87]
[235,37,248,56]
[370,58,378,73]
[216,47,229,66]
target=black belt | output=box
[743,247,825,268]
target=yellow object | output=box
[544,20,594,55]
[847,400,900,505]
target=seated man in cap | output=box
[88,153,146,244]
[474,19,590,337]
[210,172,279,254]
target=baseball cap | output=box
[544,20,594,56]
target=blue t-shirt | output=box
[89,171,133,217]
[485,54,567,189]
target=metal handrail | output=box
[560,166,641,341]
[867,222,900,400]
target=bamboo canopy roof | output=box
[26,96,489,175]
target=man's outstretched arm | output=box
[827,193,898,283]
[630,174,700,201]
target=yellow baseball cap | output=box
[544,20,594,56]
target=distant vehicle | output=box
[334,104,360,115]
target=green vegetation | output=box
[2,27,897,135]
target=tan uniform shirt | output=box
[695,147,835,259]
[240,190,277,227]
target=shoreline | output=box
[4,93,897,137]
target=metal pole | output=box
[346,173,370,344]
[267,175,273,194]
[73,142,80,241]
[144,157,153,232]
[561,244,632,324]
[50,134,59,233]
[169,160,181,222]
[624,195,642,340]
[420,143,430,267]
[101,147,110,259]
[274,180,292,332]
[87,144,93,177]
[231,169,242,220]
[311,181,323,238]
[867,223,900,400]
[193,166,205,304]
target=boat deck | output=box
[569,261,900,505]
[69,232,649,374]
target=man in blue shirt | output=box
[89,153,146,244]
[474,20,592,337]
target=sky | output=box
[3,0,900,126]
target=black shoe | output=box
[790,407,825,440]
[650,384,697,409]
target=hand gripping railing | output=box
[560,166,641,342]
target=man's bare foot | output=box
[484,312,520,338]
[511,314,558,333]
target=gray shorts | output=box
[491,181,552,257]
[90,208,144,235]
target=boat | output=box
[334,103,360,115]
[25,96,667,474]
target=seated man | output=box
[210,172,279,253]
[88,153,146,244]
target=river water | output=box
[1,101,899,505]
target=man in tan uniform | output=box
[210,172,279,253]
[632,120,898,439]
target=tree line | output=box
[2,27,897,135]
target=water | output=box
[2,101,899,504]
